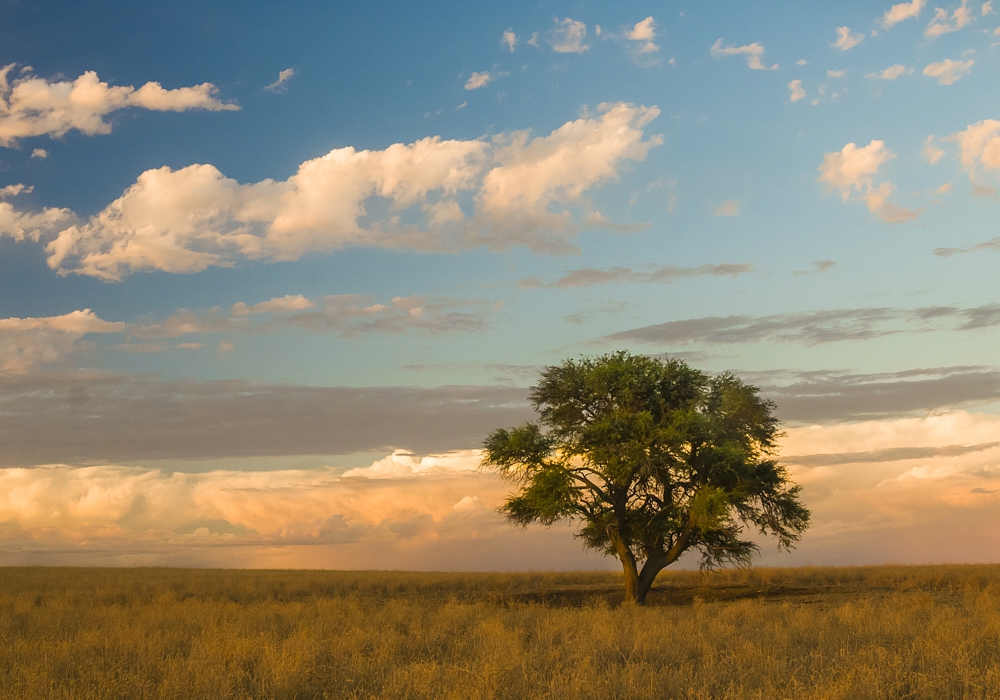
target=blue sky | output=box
[3,0,1000,568]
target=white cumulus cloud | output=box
[627,17,660,54]
[549,18,589,53]
[833,26,865,50]
[818,140,919,223]
[502,30,517,52]
[926,0,973,37]
[923,58,974,84]
[947,119,1000,195]
[710,39,777,70]
[43,103,662,279]
[0,309,124,373]
[865,65,912,80]
[264,68,295,93]
[882,0,927,26]
[0,64,238,146]
[789,79,807,102]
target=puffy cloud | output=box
[925,0,973,36]
[264,68,295,93]
[0,309,124,373]
[463,71,507,90]
[342,449,481,478]
[923,58,974,84]
[549,18,589,53]
[231,294,315,316]
[627,17,660,55]
[985,0,995,14]
[520,262,752,289]
[714,200,740,216]
[882,0,927,26]
[817,140,918,223]
[45,103,661,279]
[946,119,1000,195]
[827,69,846,78]
[832,26,864,50]
[710,39,777,70]
[0,199,74,242]
[502,29,517,52]
[788,79,806,102]
[865,64,912,80]
[0,64,237,146]
[30,148,46,158]
[0,183,30,197]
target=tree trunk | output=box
[610,530,641,603]
[634,557,666,605]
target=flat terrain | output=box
[3,565,1000,699]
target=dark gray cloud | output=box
[785,441,1000,467]
[0,371,533,467]
[753,366,1000,423]
[934,237,1000,258]
[603,304,1000,346]
[520,263,752,289]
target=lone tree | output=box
[482,351,809,604]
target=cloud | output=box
[926,0,973,36]
[946,119,1000,194]
[0,183,30,197]
[827,70,846,78]
[923,58,974,84]
[714,200,740,216]
[0,373,534,466]
[132,293,497,339]
[342,449,481,478]
[0,309,124,373]
[757,368,1000,423]
[882,0,927,26]
[0,64,238,146]
[464,70,508,90]
[793,260,836,276]
[817,140,918,223]
[788,80,806,102]
[30,148,46,158]
[985,1,995,13]
[520,263,753,289]
[527,32,539,47]
[264,68,295,93]
[710,39,778,70]
[832,26,865,50]
[44,103,661,280]
[627,17,660,56]
[549,18,589,53]
[921,136,945,165]
[502,30,517,52]
[601,303,1000,347]
[0,199,75,243]
[934,236,1000,257]
[865,65,913,80]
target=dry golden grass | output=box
[3,565,1000,699]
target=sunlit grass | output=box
[3,565,1000,699]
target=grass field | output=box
[3,565,1000,699]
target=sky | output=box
[3,0,1000,569]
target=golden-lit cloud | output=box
[817,140,919,223]
[0,64,237,146]
[44,103,661,279]
[710,39,777,70]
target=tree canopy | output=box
[481,351,810,604]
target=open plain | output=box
[3,565,1000,699]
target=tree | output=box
[481,351,810,605]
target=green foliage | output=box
[482,352,810,598]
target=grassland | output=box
[3,565,1000,699]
